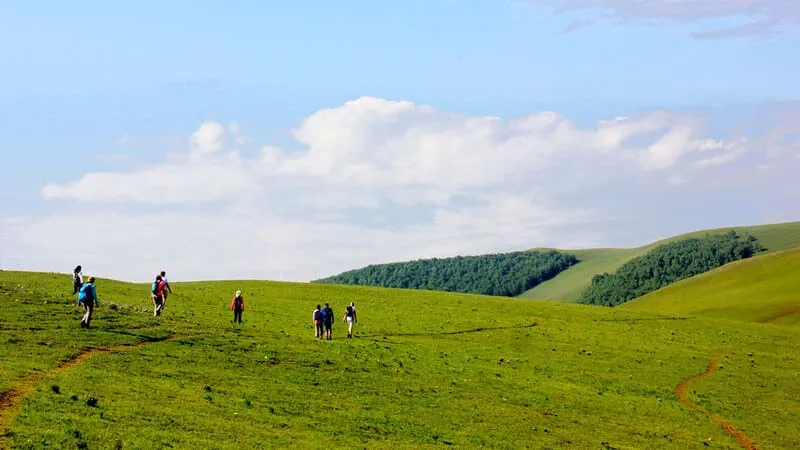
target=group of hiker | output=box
[73,265,98,328]
[70,266,359,338]
[72,265,176,327]
[313,302,358,339]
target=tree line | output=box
[312,250,579,297]
[577,231,765,307]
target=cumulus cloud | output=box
[189,121,225,155]
[535,0,800,39]
[4,97,798,282]
[39,98,741,207]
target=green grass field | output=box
[2,270,799,449]
[519,221,800,302]
[622,248,800,326]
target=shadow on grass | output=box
[362,322,539,338]
[594,317,691,323]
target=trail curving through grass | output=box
[674,354,759,450]
[363,322,539,338]
[0,334,183,447]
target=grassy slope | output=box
[2,271,799,448]
[519,221,800,302]
[622,248,800,326]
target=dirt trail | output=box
[674,354,759,450]
[0,335,182,447]
[757,303,800,324]
[365,322,539,338]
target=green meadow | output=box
[519,221,800,302]
[623,247,800,326]
[1,270,798,449]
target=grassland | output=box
[519,221,800,302]
[2,270,799,448]
[623,247,800,326]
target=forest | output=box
[312,250,579,297]
[577,231,765,307]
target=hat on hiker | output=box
[235,290,242,297]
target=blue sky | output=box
[1,0,799,282]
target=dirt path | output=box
[364,322,539,338]
[0,335,182,448]
[757,303,800,324]
[674,354,759,450]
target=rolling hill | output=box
[519,221,800,302]
[312,250,579,297]
[622,247,800,326]
[1,270,799,448]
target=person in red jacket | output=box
[151,275,167,317]
[230,290,244,323]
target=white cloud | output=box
[0,198,602,282]
[189,121,225,155]
[38,97,735,206]
[3,97,798,282]
[534,0,800,39]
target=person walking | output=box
[323,303,334,340]
[343,302,358,338]
[230,290,245,323]
[151,275,167,317]
[159,271,173,309]
[77,276,98,328]
[72,265,83,295]
[313,305,324,340]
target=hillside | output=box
[519,221,800,302]
[2,270,800,448]
[577,231,765,307]
[622,248,800,326]
[312,250,579,297]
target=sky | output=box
[1,0,799,282]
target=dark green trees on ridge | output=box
[312,250,579,297]
[577,231,765,307]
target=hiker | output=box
[230,290,244,323]
[322,303,334,340]
[151,275,167,317]
[313,304,324,339]
[72,265,83,294]
[77,276,98,328]
[159,271,173,308]
[343,302,358,338]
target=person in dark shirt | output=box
[322,303,334,340]
[230,290,245,323]
[72,265,83,295]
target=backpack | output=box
[346,305,353,317]
[314,310,322,321]
[151,281,159,295]
[80,283,94,302]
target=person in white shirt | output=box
[313,305,324,339]
[343,302,358,338]
[159,270,173,308]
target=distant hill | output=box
[519,221,800,302]
[621,247,800,326]
[311,250,578,297]
[575,231,766,307]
